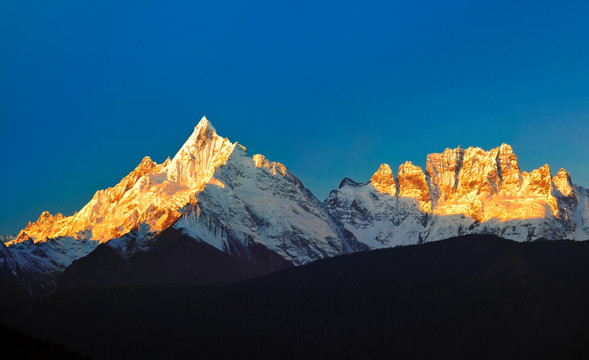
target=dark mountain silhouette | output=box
[0,324,90,359]
[59,227,293,290]
[3,234,589,359]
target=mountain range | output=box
[1,117,588,304]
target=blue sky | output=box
[1,0,589,234]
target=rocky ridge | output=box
[326,144,589,249]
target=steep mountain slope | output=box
[326,144,589,248]
[172,148,363,266]
[10,118,234,244]
[5,235,589,360]
[3,117,355,297]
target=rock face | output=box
[326,144,589,249]
[371,164,397,196]
[426,146,464,205]
[398,161,431,212]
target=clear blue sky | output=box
[1,0,589,235]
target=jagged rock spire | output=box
[371,164,397,196]
[166,117,235,187]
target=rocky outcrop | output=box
[553,168,575,198]
[426,146,464,204]
[398,161,431,212]
[326,144,589,249]
[371,164,397,196]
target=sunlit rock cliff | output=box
[326,144,589,248]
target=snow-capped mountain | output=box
[325,144,589,249]
[172,140,369,264]
[3,118,589,301]
[3,117,359,296]
[11,118,235,245]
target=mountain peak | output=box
[134,156,157,173]
[15,211,66,242]
[253,154,288,176]
[553,168,574,197]
[166,116,235,188]
[498,143,514,153]
[398,161,431,210]
[190,116,218,143]
[171,117,223,162]
[371,164,397,196]
[195,115,214,131]
[339,177,365,188]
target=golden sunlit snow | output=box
[8,124,582,248]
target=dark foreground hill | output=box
[3,234,589,359]
[58,227,293,290]
[0,324,90,359]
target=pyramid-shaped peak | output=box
[176,116,223,155]
[130,156,157,177]
[193,116,218,138]
[553,168,574,197]
[137,156,156,168]
[165,116,236,188]
[556,168,570,177]
[195,115,214,130]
